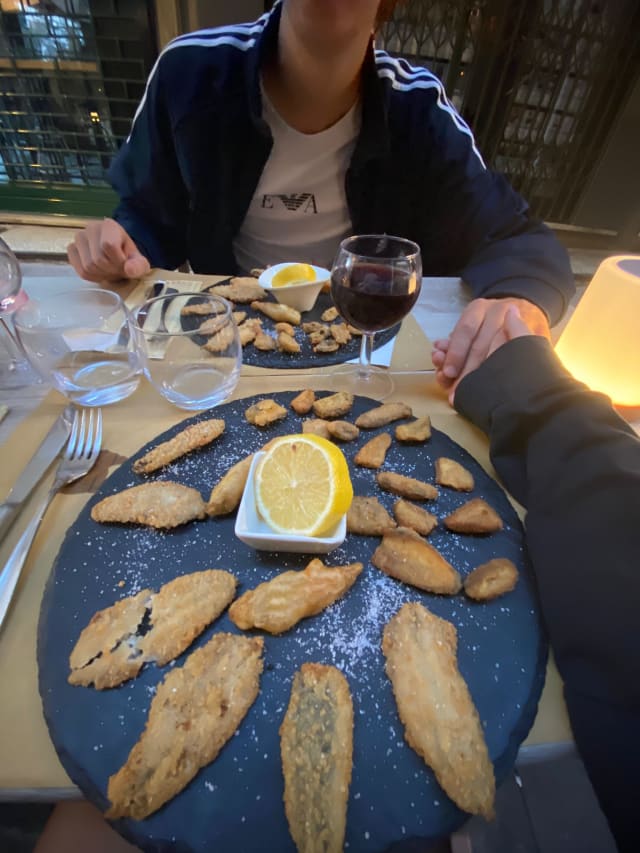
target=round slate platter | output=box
[38,392,547,853]
[192,287,399,369]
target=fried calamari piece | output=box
[302,418,331,439]
[330,323,351,345]
[254,330,277,351]
[444,498,503,534]
[372,527,461,594]
[354,432,392,468]
[202,323,236,353]
[308,328,329,346]
[228,559,363,634]
[464,558,518,601]
[208,277,266,303]
[207,454,254,516]
[346,496,396,536]
[277,331,301,353]
[239,324,258,346]
[382,603,495,819]
[314,338,340,354]
[280,663,353,853]
[68,571,237,689]
[355,402,413,429]
[436,457,475,492]
[106,633,264,820]
[245,398,288,427]
[312,392,354,419]
[198,315,227,336]
[302,321,326,334]
[321,306,339,322]
[133,418,225,475]
[327,420,359,442]
[376,470,438,501]
[291,388,315,415]
[232,311,247,325]
[181,301,222,317]
[251,300,301,325]
[275,321,295,336]
[393,499,438,536]
[91,482,206,529]
[395,416,432,443]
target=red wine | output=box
[331,262,419,332]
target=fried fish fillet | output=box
[302,418,331,439]
[327,420,359,442]
[346,496,397,536]
[68,570,237,689]
[330,323,351,345]
[251,300,301,325]
[275,321,296,336]
[209,277,266,303]
[228,558,363,634]
[354,432,392,468]
[464,558,518,601]
[382,603,495,819]
[312,392,354,419]
[91,482,206,529]
[232,311,247,325]
[245,398,288,427]
[376,470,438,500]
[202,323,237,353]
[106,633,264,820]
[393,499,438,536]
[239,324,258,346]
[254,330,277,351]
[181,302,223,317]
[206,454,254,516]
[355,402,412,429]
[198,315,227,336]
[277,331,301,353]
[444,498,503,534]
[313,338,339,353]
[291,388,315,415]
[395,416,432,443]
[280,663,353,853]
[132,418,225,474]
[435,457,475,492]
[372,527,461,594]
[321,306,339,322]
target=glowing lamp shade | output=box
[555,255,640,406]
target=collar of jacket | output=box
[243,0,391,166]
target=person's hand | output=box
[431,296,549,403]
[67,218,150,283]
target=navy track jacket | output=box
[110,2,574,324]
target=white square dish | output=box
[234,452,347,554]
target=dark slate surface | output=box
[38,393,547,853]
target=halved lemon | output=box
[271,263,317,288]
[254,434,353,536]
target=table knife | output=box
[0,404,74,542]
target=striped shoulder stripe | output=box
[126,16,269,142]
[375,51,486,169]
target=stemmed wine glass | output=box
[0,236,37,388]
[330,234,422,399]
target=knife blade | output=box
[0,404,74,542]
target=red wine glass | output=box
[330,234,422,399]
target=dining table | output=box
[1,260,629,847]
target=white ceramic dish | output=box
[234,452,347,554]
[258,263,331,313]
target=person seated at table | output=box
[67,0,574,392]
[452,306,640,853]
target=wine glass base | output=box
[328,363,394,400]
[0,358,42,390]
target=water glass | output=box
[132,292,241,410]
[14,287,141,406]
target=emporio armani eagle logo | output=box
[261,193,318,213]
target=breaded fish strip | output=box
[277,331,301,353]
[68,570,237,689]
[395,416,432,443]
[435,457,475,492]
[330,323,351,345]
[245,398,288,427]
[254,330,277,351]
[313,338,339,353]
[275,321,296,336]
[464,558,518,601]
[355,402,412,429]
[302,418,331,439]
[228,558,363,635]
[208,277,266,303]
[312,392,354,419]
[354,432,392,468]
[198,315,227,336]
[207,454,254,517]
[133,418,225,474]
[321,306,339,322]
[202,323,236,353]
[347,496,396,536]
[444,498,503,534]
[327,420,359,442]
[372,527,461,594]
[181,301,222,317]
[106,633,264,820]
[382,603,495,819]
[393,499,438,536]
[91,482,206,529]
[291,388,315,415]
[376,470,438,500]
[280,663,353,853]
[251,300,301,325]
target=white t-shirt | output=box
[233,89,361,273]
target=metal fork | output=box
[0,407,103,632]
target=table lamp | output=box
[555,255,640,406]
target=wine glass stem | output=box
[358,332,375,377]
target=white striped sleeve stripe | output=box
[375,53,486,169]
